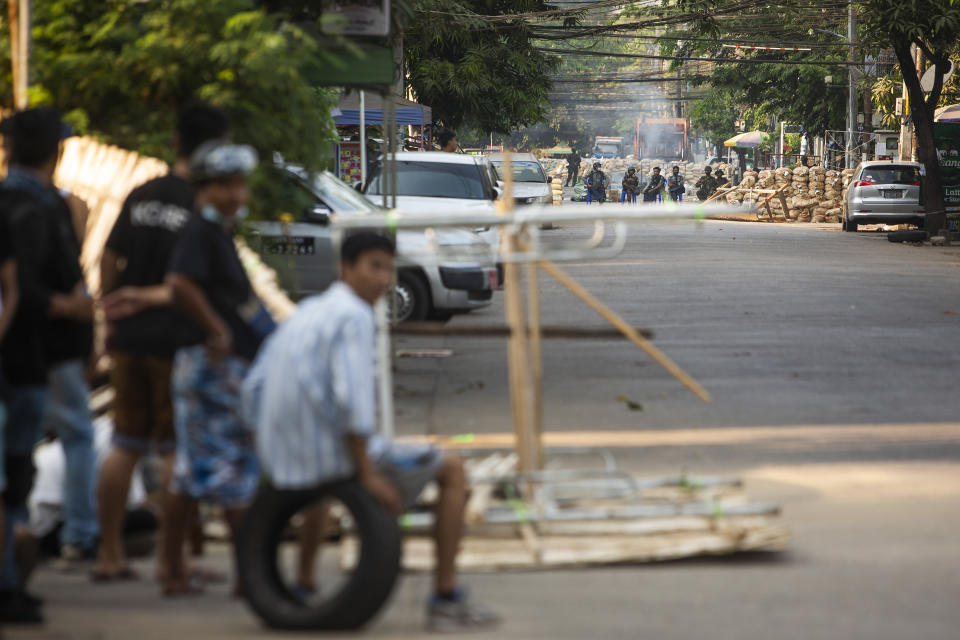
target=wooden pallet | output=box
[339,454,790,572]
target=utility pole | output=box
[898,45,914,161]
[911,45,922,162]
[7,0,29,110]
[845,1,857,169]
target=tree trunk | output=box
[894,41,946,232]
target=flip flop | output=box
[90,566,139,583]
[162,573,205,597]
[190,566,227,584]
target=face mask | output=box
[201,205,249,224]
[201,205,223,224]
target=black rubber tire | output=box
[888,229,928,243]
[394,271,430,323]
[237,482,402,631]
[843,216,857,232]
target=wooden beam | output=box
[535,258,711,403]
[7,0,28,110]
[498,150,538,474]
[526,259,544,470]
[392,324,654,339]
[704,185,735,203]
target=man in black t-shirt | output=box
[565,149,581,187]
[92,105,227,583]
[0,181,16,596]
[0,212,15,343]
[162,140,267,596]
[0,108,94,623]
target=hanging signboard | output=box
[322,0,391,37]
[338,142,363,185]
[934,123,960,216]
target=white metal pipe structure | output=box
[375,297,394,438]
[389,96,398,210]
[337,198,752,467]
[333,202,751,232]
[375,90,401,438]
[846,1,857,169]
[381,92,389,210]
[359,90,367,186]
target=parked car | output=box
[487,153,553,206]
[843,160,925,232]
[364,151,504,246]
[365,151,500,211]
[247,167,498,323]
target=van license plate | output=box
[883,190,903,199]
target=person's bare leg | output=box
[296,504,329,591]
[161,491,194,595]
[94,447,140,576]
[153,454,177,582]
[433,455,467,595]
[189,507,205,559]
[13,527,38,586]
[224,507,248,599]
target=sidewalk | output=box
[7,460,960,640]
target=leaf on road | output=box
[616,395,644,411]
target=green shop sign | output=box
[933,123,960,212]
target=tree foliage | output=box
[860,0,960,225]
[401,0,562,134]
[690,89,738,152]
[656,1,850,138]
[873,56,959,130]
[1,0,338,171]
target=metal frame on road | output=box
[334,153,753,478]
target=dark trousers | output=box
[565,168,579,186]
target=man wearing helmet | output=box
[586,162,608,204]
[642,166,665,202]
[621,167,641,203]
[695,166,717,201]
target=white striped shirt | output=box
[243,282,379,489]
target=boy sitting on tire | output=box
[243,232,499,632]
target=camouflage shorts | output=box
[171,346,259,508]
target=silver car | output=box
[487,153,554,206]
[247,168,498,323]
[843,160,925,232]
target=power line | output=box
[537,33,860,48]
[552,76,690,83]
[529,1,851,40]
[541,47,892,67]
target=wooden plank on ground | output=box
[344,523,791,572]
[393,324,654,339]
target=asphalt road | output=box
[393,220,960,436]
[10,221,960,640]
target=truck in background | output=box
[633,117,690,160]
[592,136,625,158]
[872,131,900,161]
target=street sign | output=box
[933,123,960,213]
[920,60,955,93]
[308,43,395,87]
[321,0,391,37]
